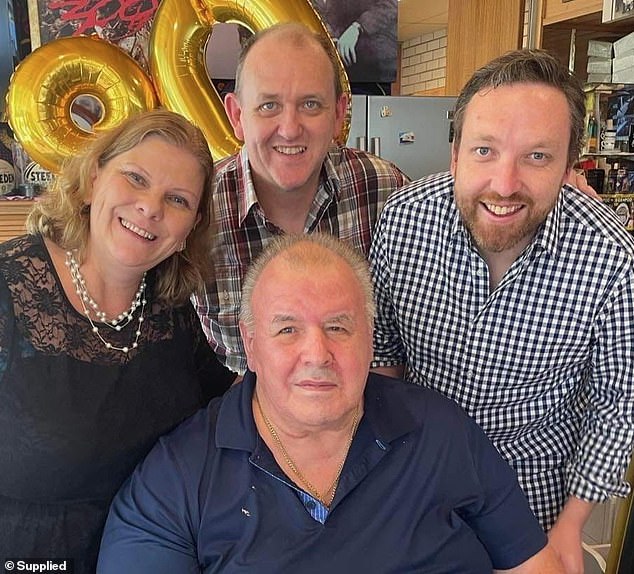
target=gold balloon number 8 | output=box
[5,0,351,174]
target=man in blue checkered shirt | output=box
[370,49,634,574]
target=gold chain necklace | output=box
[254,391,359,508]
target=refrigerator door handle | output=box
[356,136,367,152]
[371,137,381,158]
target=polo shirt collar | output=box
[215,371,420,453]
[215,370,259,452]
[362,374,420,443]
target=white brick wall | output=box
[399,6,530,95]
[400,29,447,95]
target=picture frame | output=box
[603,0,634,23]
[25,0,157,69]
[26,0,41,49]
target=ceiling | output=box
[398,0,449,42]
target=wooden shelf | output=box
[541,11,634,79]
[543,0,602,26]
[0,199,33,243]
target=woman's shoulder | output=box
[0,234,48,280]
[0,233,42,259]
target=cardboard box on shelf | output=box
[588,40,613,59]
[613,67,634,83]
[588,73,613,83]
[587,57,612,74]
[614,31,634,58]
[613,54,634,72]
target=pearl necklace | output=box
[254,391,359,508]
[65,250,147,353]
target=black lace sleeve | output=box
[0,273,15,385]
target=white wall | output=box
[399,5,529,96]
[400,29,447,95]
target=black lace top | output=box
[0,234,233,572]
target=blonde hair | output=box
[240,233,376,330]
[27,109,215,304]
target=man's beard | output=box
[456,192,554,254]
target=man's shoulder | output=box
[378,171,454,211]
[149,396,224,462]
[376,171,456,230]
[561,186,634,259]
[329,146,409,181]
[214,152,239,174]
[365,373,471,430]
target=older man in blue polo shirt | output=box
[98,234,561,573]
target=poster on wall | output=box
[27,0,158,69]
[26,0,398,84]
[309,0,398,84]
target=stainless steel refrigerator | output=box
[346,95,457,181]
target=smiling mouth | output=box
[120,218,156,240]
[274,145,306,155]
[483,202,523,216]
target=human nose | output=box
[490,158,521,197]
[301,327,333,366]
[277,107,303,140]
[136,191,163,220]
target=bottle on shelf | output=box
[607,162,619,193]
[587,114,598,153]
[617,165,630,193]
[601,119,617,152]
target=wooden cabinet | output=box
[446,0,524,95]
[0,200,32,243]
[543,0,602,25]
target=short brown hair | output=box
[452,49,586,168]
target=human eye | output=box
[123,170,146,186]
[325,320,351,336]
[167,194,191,209]
[530,151,548,161]
[258,101,279,114]
[277,326,296,335]
[474,147,491,158]
[303,99,322,113]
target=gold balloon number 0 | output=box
[6,0,351,173]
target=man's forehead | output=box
[252,252,357,301]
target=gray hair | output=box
[452,49,586,168]
[239,233,375,330]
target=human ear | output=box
[224,93,245,141]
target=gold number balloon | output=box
[6,36,158,173]
[150,0,351,161]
